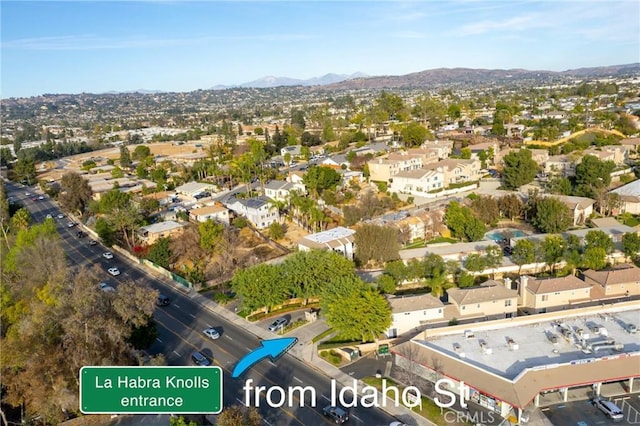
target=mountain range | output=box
[210,72,369,90]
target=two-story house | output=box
[386,294,445,337]
[389,169,444,196]
[544,155,578,177]
[517,275,592,314]
[541,194,595,226]
[446,281,518,319]
[264,180,296,202]
[225,196,280,229]
[367,152,425,183]
[424,158,482,186]
[583,263,640,299]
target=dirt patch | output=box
[279,221,310,249]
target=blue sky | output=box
[1,1,638,98]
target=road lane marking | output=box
[173,303,181,308]
[352,414,362,422]
[236,397,245,406]
[173,351,181,357]
[155,338,163,343]
[225,335,233,340]
[189,313,196,318]
[268,360,276,367]
[263,419,273,426]
[293,376,302,383]
[322,395,331,401]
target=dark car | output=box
[191,351,211,366]
[323,405,349,423]
[77,231,86,238]
[156,294,170,307]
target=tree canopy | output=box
[502,149,538,190]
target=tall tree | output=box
[541,235,566,273]
[502,149,538,190]
[512,239,535,275]
[354,224,400,266]
[531,197,573,233]
[574,155,615,199]
[58,171,93,216]
[622,232,640,261]
[584,230,614,254]
[231,264,290,313]
[322,279,391,342]
[498,194,523,221]
[119,144,132,169]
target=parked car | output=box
[103,252,114,259]
[268,317,288,332]
[107,267,120,276]
[203,327,220,340]
[156,294,170,307]
[593,398,623,422]
[323,405,349,423]
[191,351,211,366]
[625,323,637,334]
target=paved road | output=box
[8,182,400,426]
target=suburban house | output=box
[529,149,550,166]
[405,147,440,165]
[421,140,454,159]
[297,226,355,260]
[386,294,445,338]
[610,179,640,214]
[517,275,592,314]
[175,181,217,198]
[543,194,595,226]
[321,154,349,168]
[469,141,499,161]
[188,204,231,225]
[583,264,640,298]
[389,169,444,196]
[138,220,186,245]
[139,190,177,207]
[286,171,307,192]
[263,180,296,202]
[620,137,640,155]
[367,152,426,182]
[281,145,302,158]
[225,196,279,229]
[337,169,365,185]
[582,149,620,166]
[544,155,577,177]
[424,158,482,186]
[350,142,389,157]
[446,281,518,319]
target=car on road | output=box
[46,214,52,219]
[57,214,65,219]
[32,197,38,201]
[323,405,349,423]
[99,282,115,292]
[103,252,114,259]
[67,222,76,228]
[191,351,211,366]
[76,231,86,238]
[38,196,44,200]
[89,240,98,246]
[268,317,288,332]
[156,294,171,307]
[203,327,220,340]
[107,267,120,276]
[25,192,30,196]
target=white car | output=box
[107,267,120,276]
[38,195,44,200]
[67,222,75,228]
[57,214,64,219]
[46,214,52,219]
[203,327,220,340]
[102,252,114,259]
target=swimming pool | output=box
[485,228,527,242]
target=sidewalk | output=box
[152,274,432,425]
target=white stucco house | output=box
[386,294,445,337]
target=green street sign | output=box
[378,344,390,355]
[80,366,222,414]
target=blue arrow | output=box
[232,337,298,378]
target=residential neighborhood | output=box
[2,47,640,426]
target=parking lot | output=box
[542,393,640,426]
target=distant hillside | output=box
[323,64,640,90]
[212,72,368,89]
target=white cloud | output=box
[457,13,545,36]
